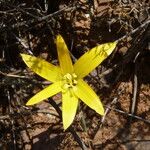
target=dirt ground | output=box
[0,0,150,150]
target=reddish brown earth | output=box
[0,0,149,150]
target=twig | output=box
[105,105,150,124]
[115,18,150,43]
[131,52,140,115]
[10,31,33,55]
[0,109,58,120]
[1,104,149,124]
[0,115,9,120]
[88,97,117,139]
[0,70,30,79]
[100,97,118,127]
[7,90,17,150]
[0,5,77,31]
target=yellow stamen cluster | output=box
[62,73,77,91]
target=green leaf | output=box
[21,54,61,82]
[62,89,78,130]
[74,42,117,78]
[56,35,73,75]
[74,79,104,115]
[26,81,62,105]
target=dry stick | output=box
[0,70,30,79]
[7,90,17,150]
[48,99,87,150]
[131,52,140,115]
[90,97,118,139]
[100,97,118,127]
[0,109,59,120]
[8,4,40,19]
[1,104,150,124]
[115,18,150,43]
[105,105,150,124]
[10,31,33,55]
[0,115,9,120]
[0,5,77,31]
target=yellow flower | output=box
[21,35,117,130]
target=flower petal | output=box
[56,35,73,74]
[74,79,104,115]
[26,81,62,105]
[21,54,61,82]
[62,89,78,130]
[74,42,117,78]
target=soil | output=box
[0,0,150,150]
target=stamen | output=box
[62,73,78,92]
[72,73,77,78]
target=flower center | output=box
[62,73,78,90]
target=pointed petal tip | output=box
[20,53,28,57]
[26,98,38,105]
[26,101,33,106]
[56,34,63,44]
[92,103,105,116]
[98,107,105,116]
[56,34,62,39]
[63,121,72,131]
[26,99,40,106]
[95,100,105,116]
[20,53,25,58]
[20,53,30,62]
[106,41,117,55]
[63,124,69,131]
